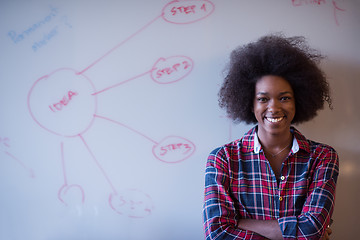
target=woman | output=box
[203,34,339,240]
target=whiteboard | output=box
[0,0,359,239]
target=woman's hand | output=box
[321,227,332,240]
[237,219,283,240]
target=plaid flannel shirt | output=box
[203,126,339,239]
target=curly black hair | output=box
[219,33,332,124]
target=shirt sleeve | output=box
[203,147,265,240]
[278,146,339,240]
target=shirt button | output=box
[279,196,283,201]
[280,176,285,181]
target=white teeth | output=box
[266,117,284,123]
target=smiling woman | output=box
[218,34,332,125]
[203,34,339,240]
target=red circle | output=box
[28,68,98,137]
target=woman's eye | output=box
[280,96,291,101]
[257,97,268,102]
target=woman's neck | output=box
[257,127,293,152]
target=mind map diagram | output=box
[11,0,348,219]
[27,0,215,218]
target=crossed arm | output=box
[236,219,332,240]
[237,219,283,240]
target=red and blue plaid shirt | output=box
[203,126,339,239]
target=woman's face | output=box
[253,75,295,136]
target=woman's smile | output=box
[265,116,285,123]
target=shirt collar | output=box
[253,131,299,154]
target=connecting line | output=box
[60,142,67,185]
[5,151,35,178]
[332,1,346,26]
[94,114,158,145]
[91,69,154,95]
[78,134,118,194]
[58,142,85,205]
[78,14,163,75]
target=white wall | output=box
[0,0,359,239]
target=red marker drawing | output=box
[95,115,196,164]
[291,0,346,26]
[109,189,154,218]
[162,0,215,24]
[91,55,194,96]
[4,151,35,178]
[27,0,211,216]
[58,142,85,205]
[332,0,346,26]
[28,68,97,138]
[1,137,35,178]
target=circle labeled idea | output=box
[28,68,97,137]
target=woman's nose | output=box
[268,99,280,113]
